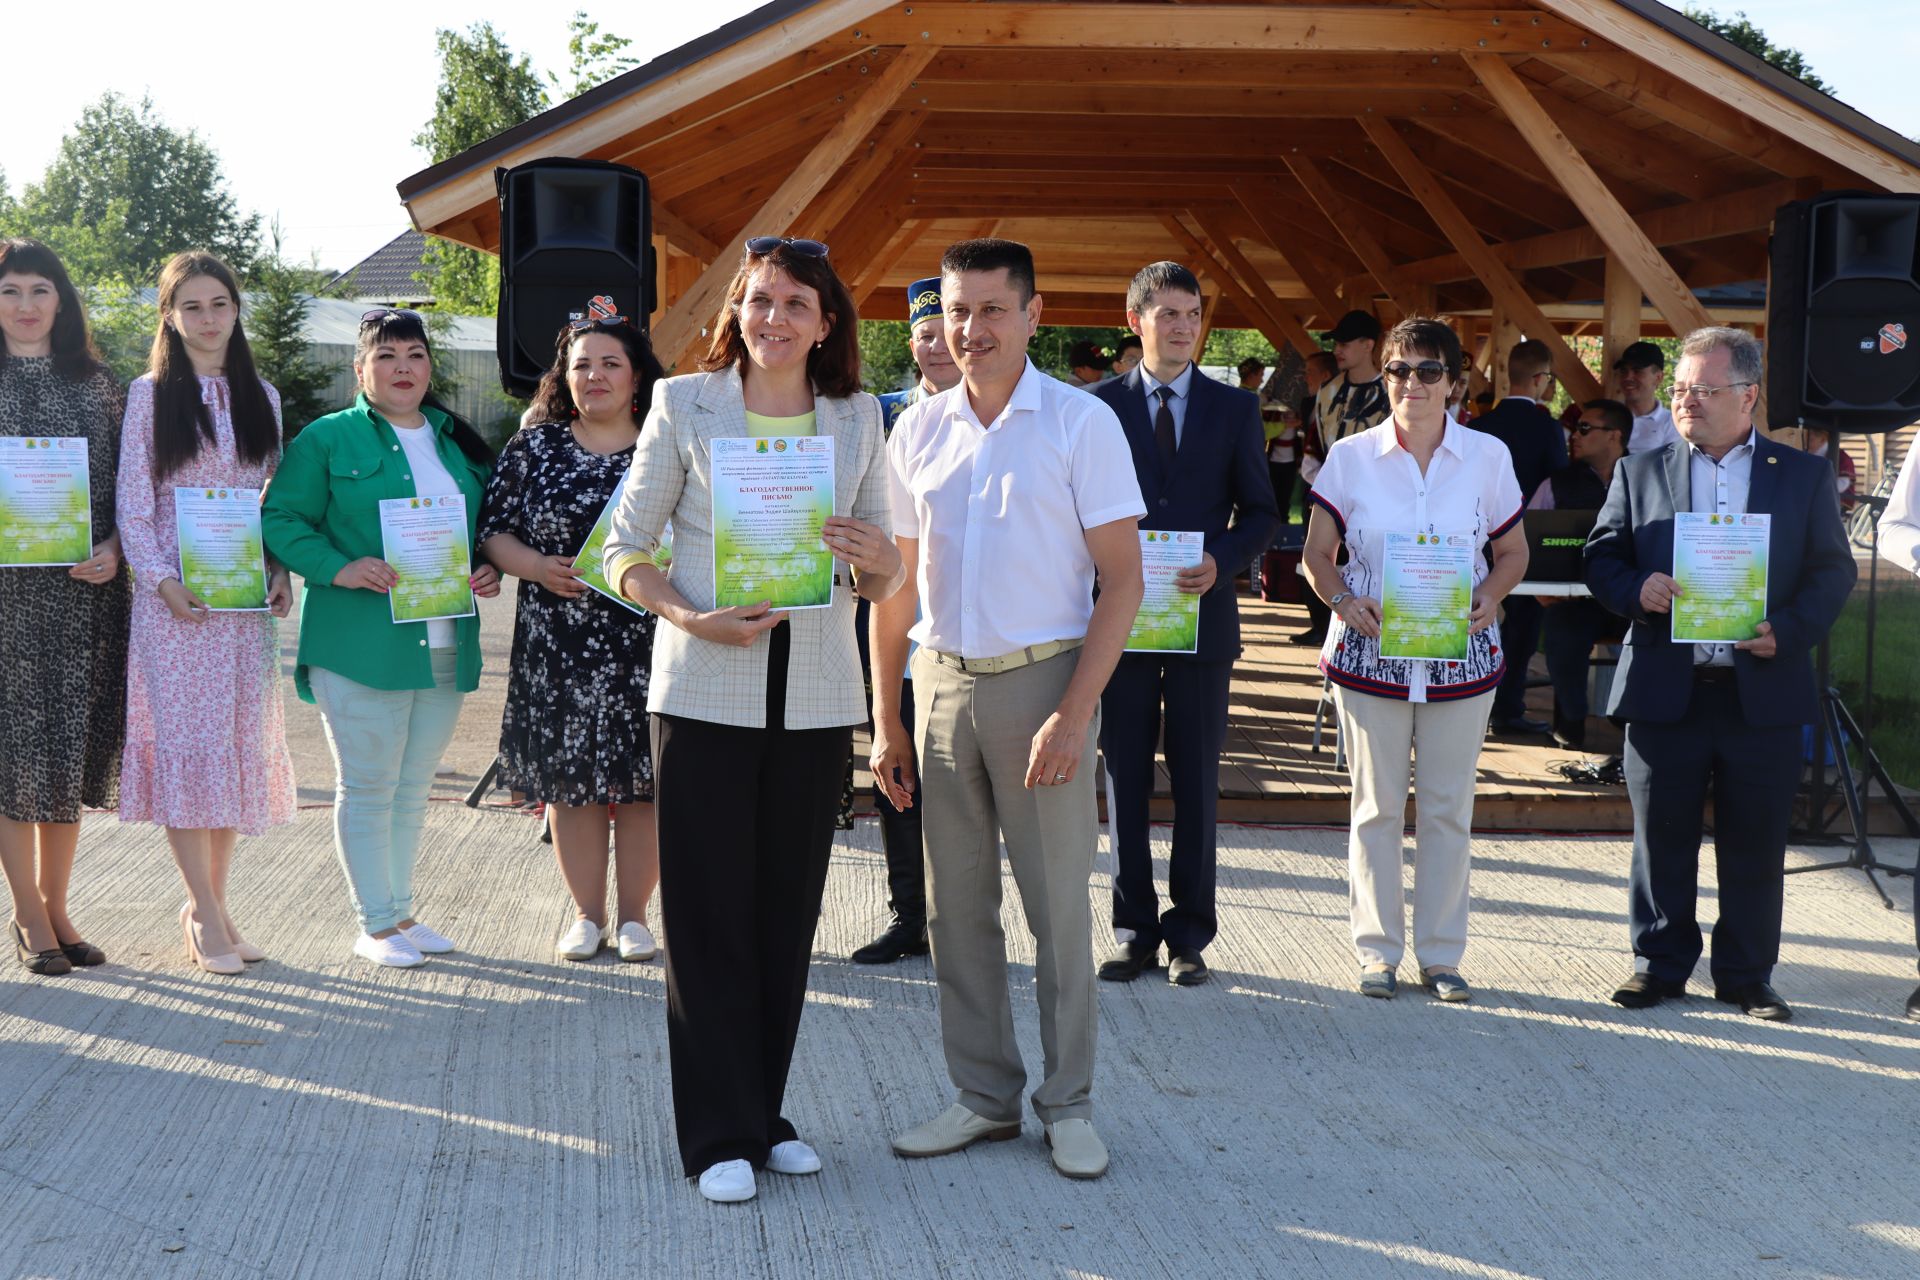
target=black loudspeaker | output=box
[1767,192,1920,432]
[496,158,656,398]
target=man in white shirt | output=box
[872,239,1145,1180]
[1874,444,1920,1021]
[1615,340,1679,455]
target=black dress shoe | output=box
[1167,949,1210,986]
[1288,628,1327,646]
[60,939,106,967]
[1610,972,1687,1008]
[1550,719,1587,750]
[1714,981,1792,1021]
[1906,985,1920,1022]
[1097,941,1161,982]
[10,920,73,977]
[1491,716,1552,736]
[851,918,929,965]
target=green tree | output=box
[86,280,160,385]
[248,224,338,435]
[1201,329,1281,371]
[7,93,260,283]
[1684,7,1832,94]
[858,320,914,395]
[413,24,550,315]
[551,12,639,99]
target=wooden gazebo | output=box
[396,0,1920,402]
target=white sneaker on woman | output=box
[354,933,426,968]
[616,921,658,962]
[697,1159,756,1203]
[401,922,455,954]
[766,1139,822,1175]
[557,918,603,961]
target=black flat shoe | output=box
[60,939,106,967]
[1906,985,1920,1022]
[1097,941,1161,982]
[1167,949,1210,987]
[1610,972,1686,1008]
[10,920,73,977]
[850,918,929,965]
[1714,981,1792,1021]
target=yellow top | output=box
[743,409,817,437]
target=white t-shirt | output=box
[888,359,1146,659]
[392,421,462,650]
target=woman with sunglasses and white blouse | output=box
[1303,317,1528,1004]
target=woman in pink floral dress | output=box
[117,252,296,975]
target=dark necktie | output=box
[1154,385,1177,472]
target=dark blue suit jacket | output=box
[1095,367,1279,660]
[1584,433,1856,726]
[1471,396,1567,504]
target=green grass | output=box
[1824,583,1920,789]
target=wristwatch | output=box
[1329,591,1351,608]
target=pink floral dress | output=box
[115,375,296,833]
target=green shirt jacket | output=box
[261,394,491,702]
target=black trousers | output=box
[651,627,852,1175]
[1622,674,1802,987]
[1493,594,1545,721]
[875,677,926,922]
[1099,653,1234,953]
[1267,460,1298,523]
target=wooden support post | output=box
[1464,53,1715,342]
[1194,274,1222,357]
[1491,307,1519,401]
[1601,254,1640,398]
[652,44,939,368]
[649,234,670,328]
[1359,116,1601,401]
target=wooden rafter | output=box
[1161,214,1315,358]
[1281,157,1417,314]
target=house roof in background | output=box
[324,229,434,303]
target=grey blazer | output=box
[604,366,891,730]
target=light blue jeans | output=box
[311,649,465,933]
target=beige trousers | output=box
[912,647,1100,1125]
[1333,686,1494,971]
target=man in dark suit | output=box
[1586,327,1855,1021]
[1093,261,1279,986]
[1472,339,1569,735]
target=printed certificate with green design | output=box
[0,436,92,567]
[1126,529,1204,653]
[1671,511,1769,644]
[174,486,267,610]
[710,436,834,610]
[573,468,670,618]
[378,495,475,624]
[1379,531,1474,660]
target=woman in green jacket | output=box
[262,310,498,969]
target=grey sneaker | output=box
[1423,969,1472,1002]
[1359,968,1397,999]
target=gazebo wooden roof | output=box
[396,0,1920,400]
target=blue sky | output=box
[4,2,1914,273]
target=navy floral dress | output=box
[478,422,654,805]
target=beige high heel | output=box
[181,904,244,976]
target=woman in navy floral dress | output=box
[478,320,667,963]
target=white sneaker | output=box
[556,918,603,961]
[766,1139,822,1176]
[697,1159,756,1203]
[615,920,658,962]
[354,933,426,968]
[401,922,455,954]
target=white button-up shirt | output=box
[888,359,1146,659]
[1687,428,1757,667]
[1627,401,1679,455]
[1309,419,1524,703]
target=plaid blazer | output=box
[605,366,892,730]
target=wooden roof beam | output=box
[1161,214,1316,358]
[921,49,1483,90]
[1359,116,1601,400]
[653,44,940,368]
[801,109,927,238]
[1280,157,1419,315]
[1465,53,1713,338]
[853,219,935,309]
[651,200,721,265]
[915,83,1472,117]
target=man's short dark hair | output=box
[1508,338,1554,384]
[1237,357,1266,378]
[941,238,1036,304]
[1067,339,1110,372]
[1584,397,1633,447]
[1126,260,1202,315]
[1115,334,1142,355]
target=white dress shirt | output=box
[1880,446,1920,576]
[1627,401,1679,455]
[1139,363,1194,447]
[1687,428,1757,666]
[888,359,1146,659]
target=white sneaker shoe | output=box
[354,933,426,968]
[556,918,603,961]
[697,1159,756,1203]
[766,1139,822,1176]
[616,921,658,962]
[401,922,455,954]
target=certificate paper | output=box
[0,436,92,566]
[1671,511,1770,644]
[573,469,665,618]
[710,436,835,610]
[1126,530,1204,653]
[174,486,267,610]
[378,495,475,624]
[1379,532,1474,660]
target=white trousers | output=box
[1333,686,1494,971]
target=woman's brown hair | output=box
[527,320,668,425]
[697,240,862,398]
[149,251,280,478]
[0,238,106,382]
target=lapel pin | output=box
[1767,456,1777,464]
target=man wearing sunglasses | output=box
[1587,327,1855,1022]
[1472,340,1569,736]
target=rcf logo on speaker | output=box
[1867,322,1907,354]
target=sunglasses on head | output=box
[360,308,424,327]
[744,236,829,260]
[569,315,631,332]
[1382,360,1449,385]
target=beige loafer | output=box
[891,1103,1021,1158]
[1044,1118,1109,1179]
